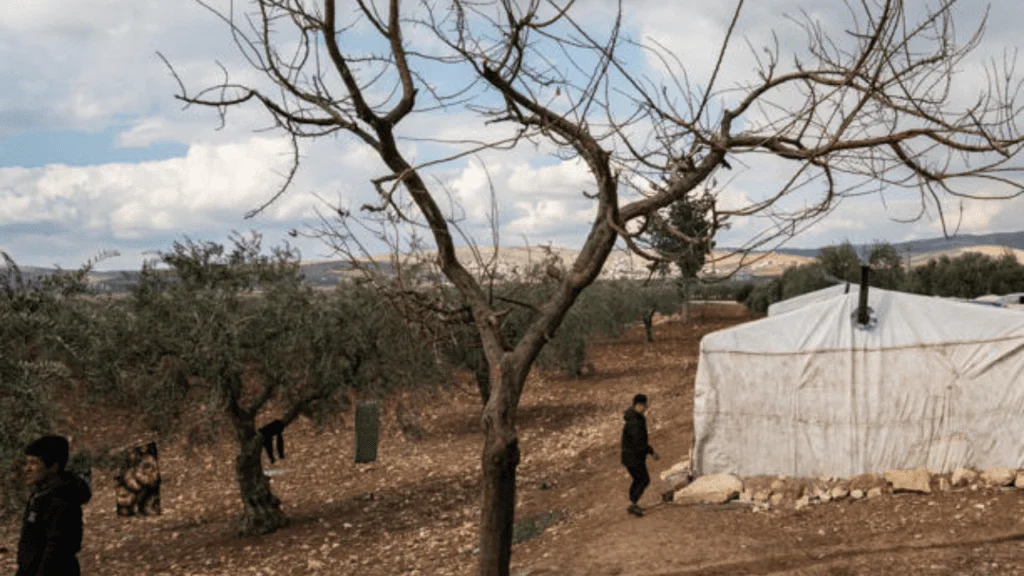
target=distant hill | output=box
[5,230,1024,292]
[774,230,1024,258]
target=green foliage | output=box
[96,232,448,439]
[0,253,95,516]
[743,242,1024,312]
[818,242,862,282]
[743,279,783,315]
[646,194,716,279]
[440,278,685,378]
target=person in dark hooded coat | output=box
[621,394,658,517]
[17,435,92,576]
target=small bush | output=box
[512,509,566,544]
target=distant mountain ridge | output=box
[771,230,1024,258]
[5,230,1024,292]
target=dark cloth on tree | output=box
[260,420,286,463]
[625,463,651,504]
[17,470,92,576]
[620,408,654,468]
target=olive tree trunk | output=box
[642,308,656,342]
[234,423,286,535]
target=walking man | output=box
[17,435,92,576]
[621,394,658,517]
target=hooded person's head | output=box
[632,394,648,414]
[23,435,69,487]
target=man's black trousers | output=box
[625,463,650,504]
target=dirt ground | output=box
[3,303,1024,575]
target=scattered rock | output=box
[753,490,771,504]
[884,467,931,494]
[830,485,850,500]
[938,477,951,492]
[819,492,832,504]
[1015,472,1024,489]
[662,461,694,491]
[672,474,743,506]
[850,489,865,500]
[738,489,754,503]
[794,495,810,510]
[665,473,692,491]
[810,480,830,501]
[769,493,784,507]
[981,467,1016,487]
[660,460,692,481]
[950,467,977,487]
[867,487,884,499]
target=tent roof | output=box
[708,286,1024,354]
[767,283,854,316]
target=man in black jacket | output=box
[17,435,92,576]
[621,394,658,517]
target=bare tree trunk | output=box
[642,308,655,342]
[235,425,287,535]
[682,279,692,322]
[475,364,491,406]
[477,363,522,576]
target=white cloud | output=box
[1,0,1022,268]
[0,134,386,241]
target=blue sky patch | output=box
[0,125,187,168]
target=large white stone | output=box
[884,467,932,494]
[830,486,850,500]
[950,467,978,487]
[659,460,692,482]
[673,474,743,506]
[981,467,1016,487]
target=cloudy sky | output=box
[1,0,1022,271]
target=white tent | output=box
[767,283,854,316]
[693,286,1024,478]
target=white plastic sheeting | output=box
[694,287,1024,478]
[767,283,854,316]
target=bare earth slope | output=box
[2,304,1024,575]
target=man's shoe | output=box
[627,503,644,517]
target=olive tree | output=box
[0,255,100,515]
[162,1,1024,573]
[118,233,442,534]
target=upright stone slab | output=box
[355,401,380,463]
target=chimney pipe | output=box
[857,264,870,325]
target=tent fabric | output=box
[693,287,1024,478]
[767,283,854,316]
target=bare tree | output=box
[161,1,1024,573]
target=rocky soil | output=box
[3,303,1024,575]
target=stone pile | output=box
[665,465,1024,512]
